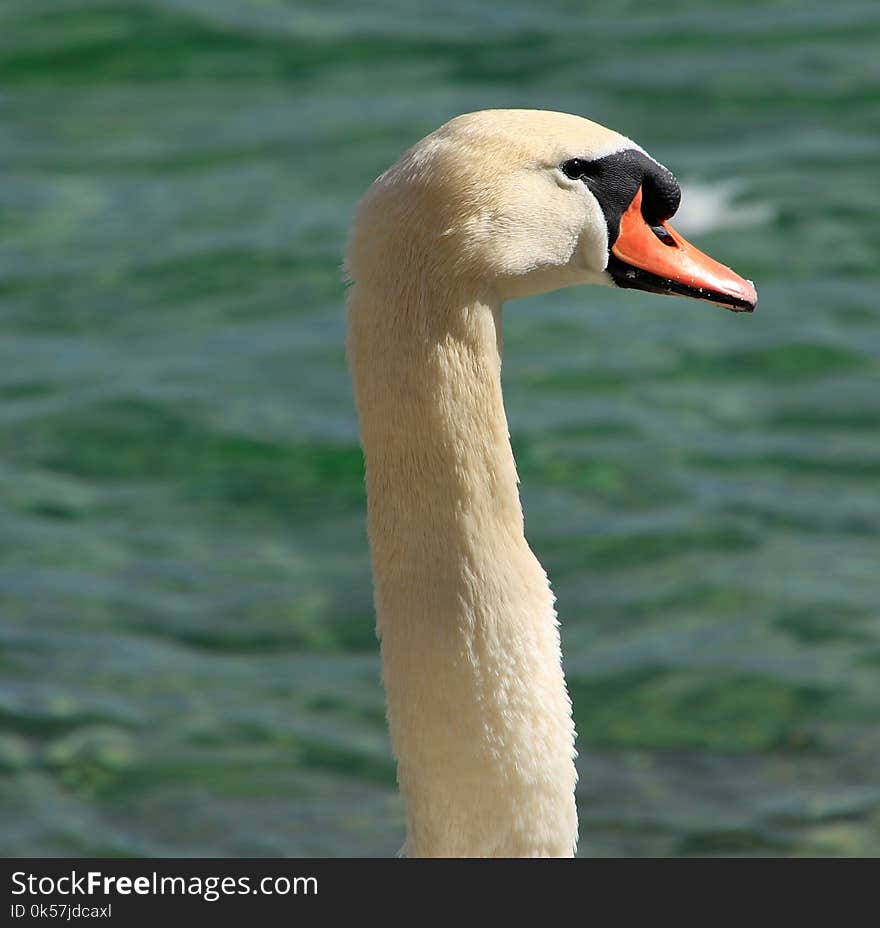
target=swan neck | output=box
[347,281,578,858]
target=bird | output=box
[345,110,756,858]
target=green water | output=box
[1,0,879,857]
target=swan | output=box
[345,110,757,858]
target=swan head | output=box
[348,109,756,312]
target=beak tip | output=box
[724,275,757,312]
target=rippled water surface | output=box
[2,0,879,856]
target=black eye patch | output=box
[561,149,681,247]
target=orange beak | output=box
[609,187,757,312]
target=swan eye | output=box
[561,158,592,180]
